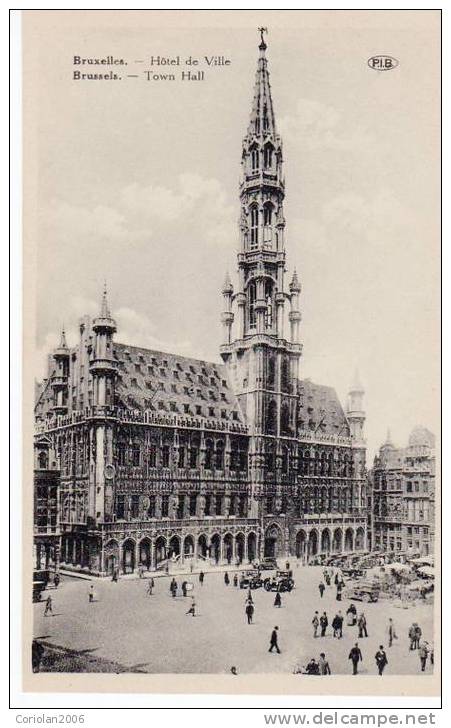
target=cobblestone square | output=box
[33,566,434,675]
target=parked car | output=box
[33,569,51,587]
[342,567,367,580]
[239,570,263,590]
[33,580,46,603]
[253,558,278,571]
[263,572,295,592]
[344,582,379,603]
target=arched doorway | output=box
[184,535,195,557]
[122,539,136,574]
[139,538,152,570]
[296,530,307,559]
[197,534,208,559]
[155,536,166,566]
[264,523,283,558]
[321,529,331,554]
[308,530,319,558]
[355,527,365,551]
[223,533,233,564]
[332,528,343,553]
[169,535,180,560]
[236,533,245,564]
[247,532,257,563]
[211,534,221,564]
[104,539,119,575]
[345,528,354,552]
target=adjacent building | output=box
[33,33,369,576]
[370,427,435,556]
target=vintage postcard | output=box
[21,9,441,696]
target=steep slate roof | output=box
[113,342,244,426]
[297,378,350,437]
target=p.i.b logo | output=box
[368,55,399,71]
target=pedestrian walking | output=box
[170,578,177,598]
[336,611,343,638]
[408,623,417,650]
[419,642,429,671]
[233,573,238,587]
[318,582,325,598]
[312,611,319,638]
[185,597,196,617]
[245,601,254,624]
[318,652,331,675]
[32,640,45,673]
[348,643,363,675]
[53,573,60,589]
[430,644,434,667]
[414,624,422,649]
[111,568,118,582]
[268,626,281,654]
[319,612,328,637]
[88,584,95,603]
[387,618,397,647]
[44,595,53,616]
[138,565,144,578]
[332,613,341,638]
[346,603,357,626]
[375,646,388,676]
[199,571,204,586]
[224,572,230,586]
[274,592,282,608]
[182,580,187,597]
[147,578,154,596]
[336,582,343,601]
[358,612,368,638]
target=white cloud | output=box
[279,98,371,151]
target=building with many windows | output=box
[370,427,435,556]
[33,33,369,576]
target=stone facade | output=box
[370,427,435,556]
[33,35,369,576]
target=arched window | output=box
[264,145,273,168]
[251,146,259,172]
[263,203,273,226]
[266,400,277,435]
[248,280,256,329]
[215,440,225,470]
[263,204,273,248]
[38,451,48,469]
[250,205,259,249]
[265,279,273,328]
[204,439,213,469]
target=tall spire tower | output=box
[220,30,302,438]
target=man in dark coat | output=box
[245,601,254,624]
[318,582,325,598]
[375,645,388,675]
[199,571,204,586]
[348,643,363,675]
[268,626,281,653]
[224,572,230,586]
[358,612,368,638]
[320,612,328,637]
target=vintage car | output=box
[341,567,367,580]
[239,570,263,590]
[33,569,51,587]
[344,582,379,603]
[253,558,278,571]
[33,580,47,602]
[263,572,295,592]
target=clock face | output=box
[104,464,116,480]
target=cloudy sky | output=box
[25,10,440,460]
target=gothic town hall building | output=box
[34,36,369,576]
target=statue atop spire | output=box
[258,26,268,51]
